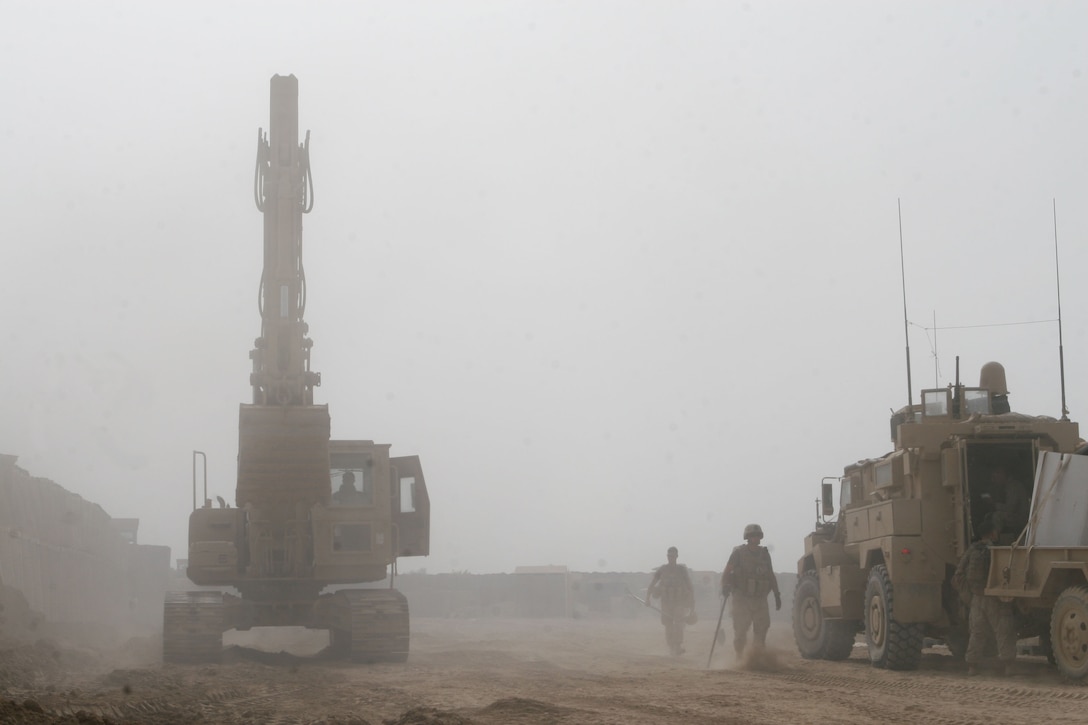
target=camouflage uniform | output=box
[953,539,1016,667]
[648,559,694,656]
[721,544,780,657]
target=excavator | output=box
[163,75,430,663]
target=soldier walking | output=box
[953,514,1017,676]
[646,546,695,656]
[720,524,781,658]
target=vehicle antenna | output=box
[898,198,913,408]
[933,310,938,388]
[1053,199,1069,421]
[952,355,962,417]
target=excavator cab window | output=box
[331,467,373,506]
[399,476,416,513]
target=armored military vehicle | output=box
[162,75,430,663]
[986,449,1088,679]
[793,361,1079,669]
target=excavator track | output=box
[163,591,225,663]
[329,589,410,663]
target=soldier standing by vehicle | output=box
[984,466,1029,543]
[646,546,695,656]
[952,514,1017,676]
[721,524,781,658]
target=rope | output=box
[1006,453,1074,590]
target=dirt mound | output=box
[100,667,170,695]
[0,697,117,724]
[0,640,70,690]
[480,697,567,717]
[383,706,473,725]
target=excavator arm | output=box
[250,74,320,408]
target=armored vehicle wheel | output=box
[793,570,856,661]
[163,591,225,664]
[864,564,922,670]
[1051,586,1088,679]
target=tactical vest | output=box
[731,546,775,597]
[963,541,991,595]
[656,563,692,605]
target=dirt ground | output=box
[2,615,1087,725]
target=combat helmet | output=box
[743,523,764,539]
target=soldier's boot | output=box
[734,634,747,659]
[1002,662,1016,677]
[966,664,979,676]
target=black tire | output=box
[1051,586,1088,680]
[864,564,923,670]
[793,570,856,661]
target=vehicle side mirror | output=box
[821,482,835,518]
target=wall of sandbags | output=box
[0,454,170,637]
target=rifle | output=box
[626,588,665,615]
[626,588,693,624]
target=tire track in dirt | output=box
[705,663,1088,725]
[766,665,1088,702]
[46,683,313,724]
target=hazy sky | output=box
[3,2,1087,575]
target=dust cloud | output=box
[736,643,789,673]
[1,617,1077,724]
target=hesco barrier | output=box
[391,569,798,621]
[0,454,170,641]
